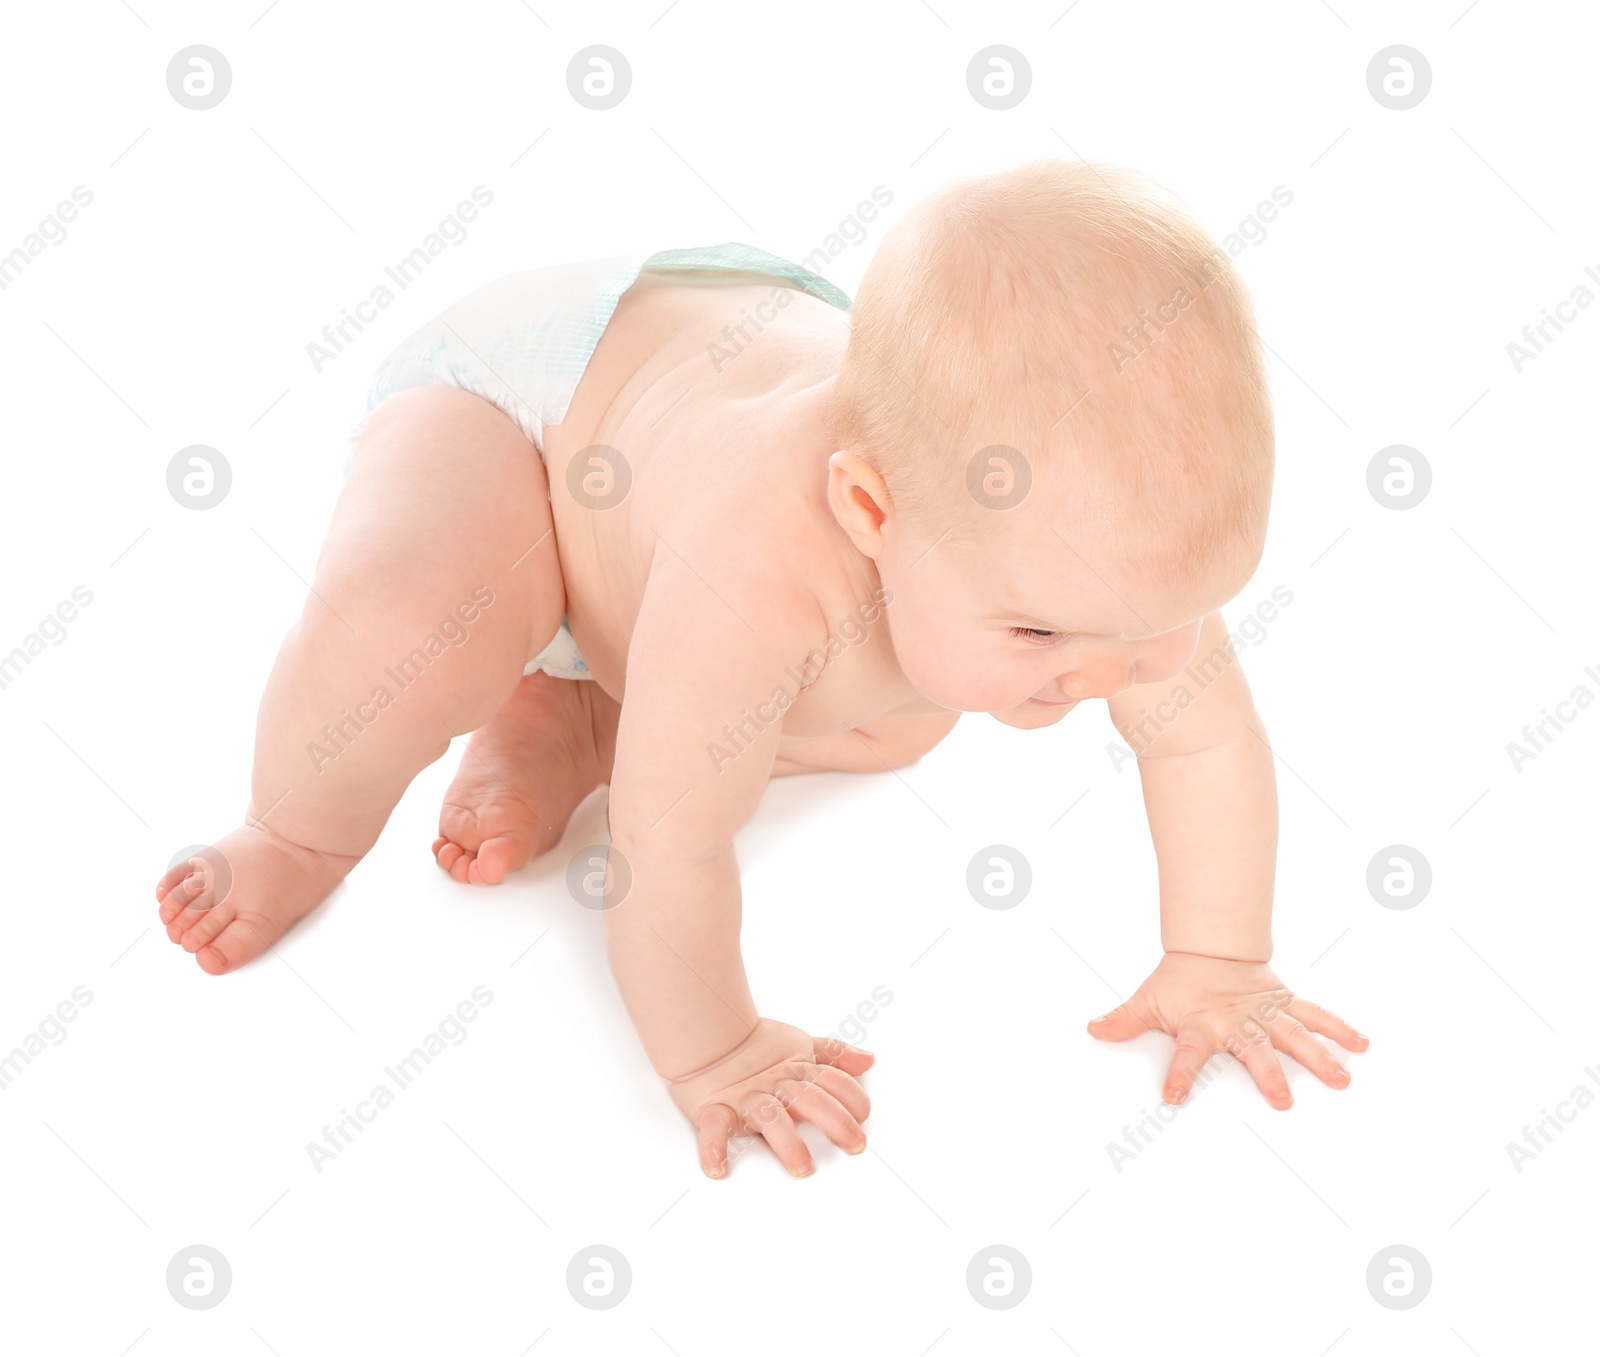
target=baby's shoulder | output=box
[645,402,846,624]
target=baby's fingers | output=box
[741,1093,813,1177]
[1162,1025,1215,1105]
[811,1064,871,1124]
[1288,998,1369,1053]
[1268,1017,1350,1090]
[697,1103,739,1179]
[778,1080,866,1156]
[1228,1032,1293,1109]
[1087,1000,1156,1042]
[812,1035,874,1077]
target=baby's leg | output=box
[157,386,564,973]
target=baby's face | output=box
[876,493,1252,726]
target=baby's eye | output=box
[1009,626,1060,644]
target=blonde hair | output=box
[832,159,1274,581]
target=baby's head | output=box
[827,159,1274,725]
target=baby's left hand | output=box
[1086,952,1369,1108]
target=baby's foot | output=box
[157,822,356,975]
[433,671,619,885]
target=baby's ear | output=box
[826,451,890,546]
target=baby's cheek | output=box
[888,601,1008,708]
[882,609,938,675]
[912,652,1015,712]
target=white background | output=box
[2,1,1596,1353]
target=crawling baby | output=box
[156,159,1367,1177]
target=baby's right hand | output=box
[667,1018,875,1178]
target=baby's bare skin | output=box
[538,266,955,739]
[159,231,1367,1179]
[428,273,958,890]
[155,269,954,1162]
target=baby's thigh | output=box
[772,710,961,777]
[321,386,566,659]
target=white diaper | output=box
[345,252,652,468]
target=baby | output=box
[156,160,1367,1178]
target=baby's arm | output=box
[1089,610,1368,1105]
[603,544,873,1176]
[1120,609,1278,963]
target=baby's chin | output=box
[989,699,1078,730]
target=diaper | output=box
[347,242,851,681]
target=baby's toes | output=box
[433,836,468,876]
[180,899,237,953]
[157,888,184,926]
[155,857,194,901]
[166,894,221,942]
[157,869,209,924]
[465,834,529,885]
[440,840,485,885]
[195,913,271,975]
[434,826,531,885]
[448,849,480,884]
